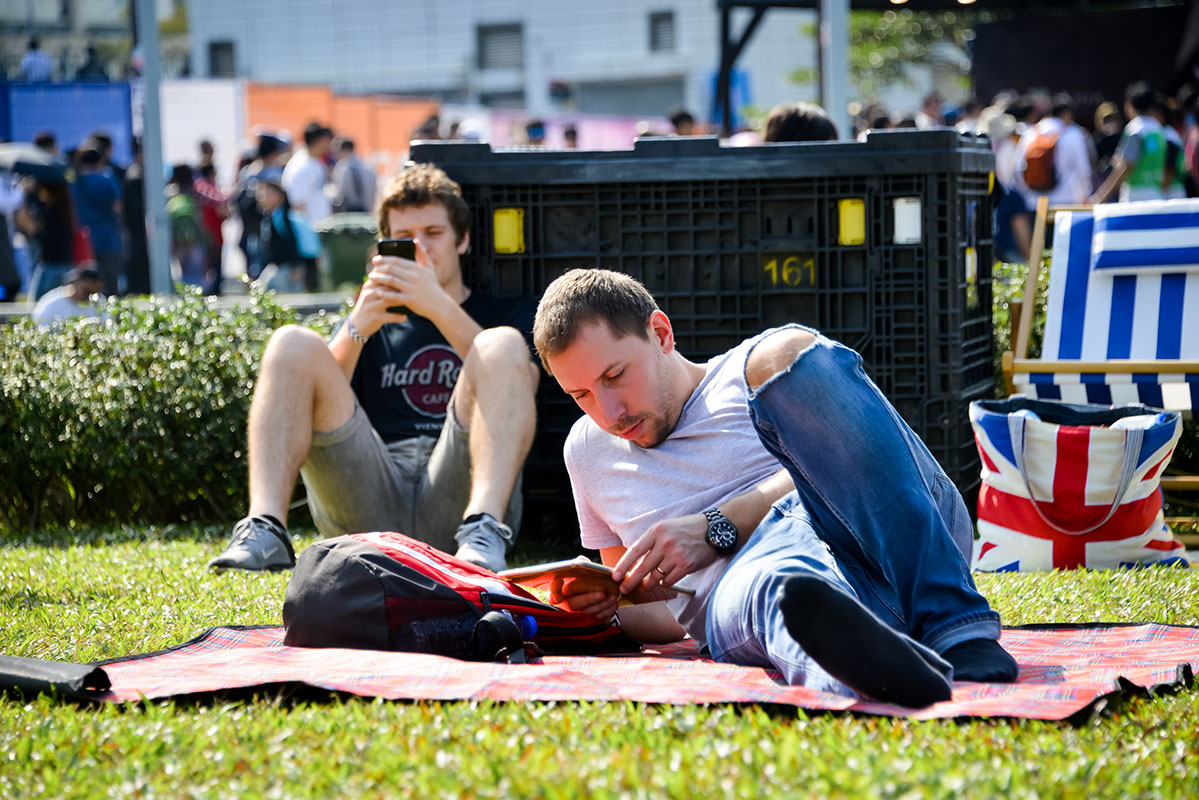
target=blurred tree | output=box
[790,9,1008,99]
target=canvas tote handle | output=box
[1007,414,1143,536]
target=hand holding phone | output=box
[376,238,416,314]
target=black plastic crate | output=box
[412,130,995,526]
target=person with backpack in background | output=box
[1091,83,1170,203]
[234,133,289,280]
[166,164,210,288]
[1015,93,1092,208]
[254,179,320,293]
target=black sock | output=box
[462,513,495,526]
[941,638,1019,683]
[779,575,953,707]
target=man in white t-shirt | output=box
[32,267,105,326]
[281,123,334,222]
[533,269,1017,707]
[1015,94,1093,208]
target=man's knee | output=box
[745,328,818,391]
[471,326,528,361]
[261,324,331,372]
[465,327,537,389]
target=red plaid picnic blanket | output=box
[95,623,1198,720]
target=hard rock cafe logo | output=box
[379,344,461,417]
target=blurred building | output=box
[186,0,821,125]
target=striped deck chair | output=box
[1002,196,1199,540]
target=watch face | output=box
[708,519,738,553]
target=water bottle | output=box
[498,610,538,638]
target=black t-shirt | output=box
[349,292,538,442]
[26,195,73,264]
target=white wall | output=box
[160,79,245,191]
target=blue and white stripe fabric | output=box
[1091,200,1199,274]
[1015,199,1199,413]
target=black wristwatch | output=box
[704,508,739,555]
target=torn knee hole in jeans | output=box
[745,330,819,391]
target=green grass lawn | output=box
[2,526,1198,799]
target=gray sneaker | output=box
[208,515,296,571]
[454,513,516,573]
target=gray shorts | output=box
[299,400,522,552]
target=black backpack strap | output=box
[473,611,527,664]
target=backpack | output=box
[166,192,204,246]
[282,531,640,663]
[1022,130,1060,192]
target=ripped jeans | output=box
[706,327,1000,692]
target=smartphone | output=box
[376,238,416,314]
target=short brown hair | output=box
[376,164,471,243]
[533,269,660,373]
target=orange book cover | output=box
[499,557,695,606]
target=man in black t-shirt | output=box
[210,165,540,572]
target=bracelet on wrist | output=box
[345,317,370,345]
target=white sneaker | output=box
[208,515,295,571]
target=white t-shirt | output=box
[20,50,53,82]
[1016,117,1093,207]
[32,287,103,326]
[565,331,785,648]
[281,149,332,222]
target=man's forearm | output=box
[1090,159,1128,204]
[328,322,365,383]
[718,468,794,546]
[616,602,685,643]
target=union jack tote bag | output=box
[970,398,1188,571]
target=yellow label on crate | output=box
[493,208,525,254]
[837,199,865,246]
[762,255,816,288]
[965,246,979,309]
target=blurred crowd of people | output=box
[942,81,1195,263]
[0,119,384,315]
[5,78,1195,315]
[0,130,140,308]
[15,37,112,84]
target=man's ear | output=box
[647,310,674,354]
[457,231,471,255]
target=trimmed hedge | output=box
[0,287,335,534]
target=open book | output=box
[499,556,696,606]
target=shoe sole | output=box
[208,562,295,572]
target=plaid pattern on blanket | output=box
[95,623,1199,720]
